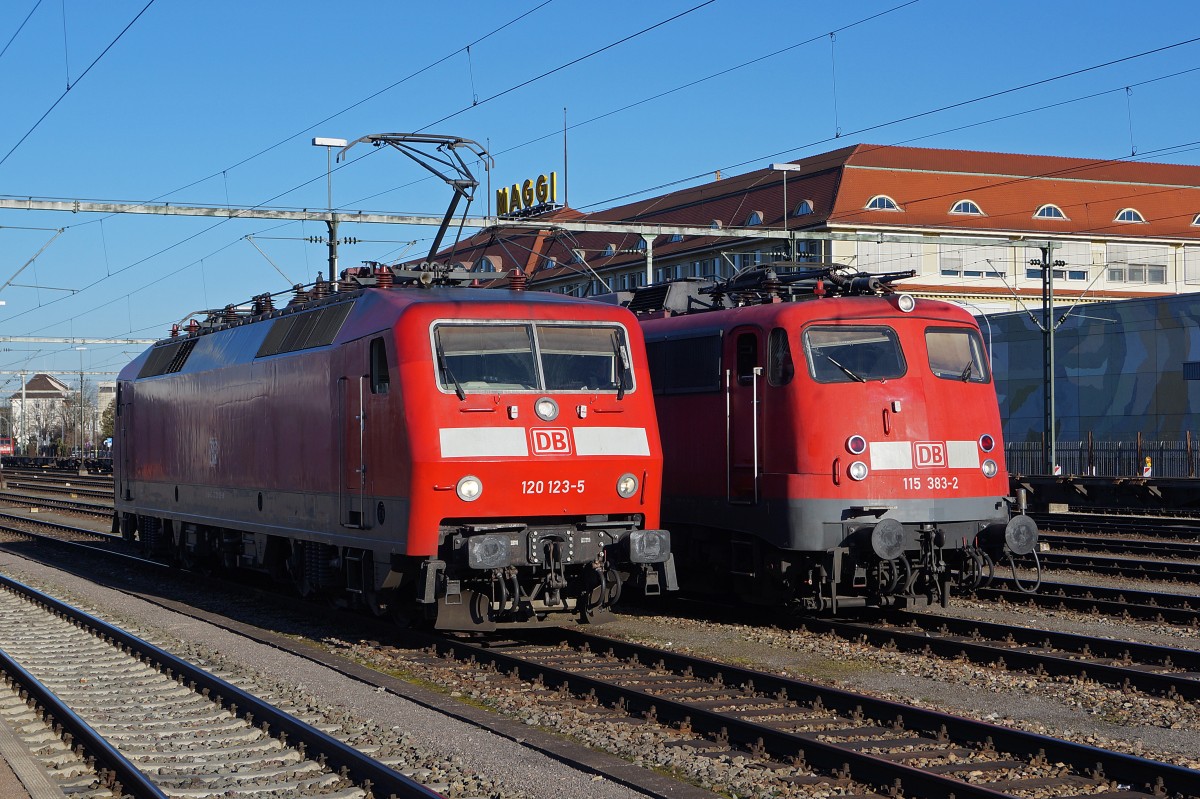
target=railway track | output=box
[5,510,1200,797]
[1036,551,1200,582]
[1,479,112,500]
[0,489,113,519]
[0,574,442,799]
[424,628,1196,799]
[1040,532,1200,559]
[1032,509,1200,539]
[978,579,1200,626]
[798,612,1200,701]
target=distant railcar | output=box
[114,265,675,631]
[632,266,1037,613]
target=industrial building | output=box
[442,143,1200,313]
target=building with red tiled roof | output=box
[432,144,1200,313]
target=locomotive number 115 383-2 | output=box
[522,479,586,495]
[902,476,960,491]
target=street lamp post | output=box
[770,163,803,260]
[312,137,349,280]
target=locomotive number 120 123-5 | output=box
[522,479,585,494]
[902,476,959,490]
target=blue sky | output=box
[0,0,1197,383]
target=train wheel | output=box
[286,543,318,598]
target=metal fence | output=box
[1006,436,1198,478]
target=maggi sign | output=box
[496,172,557,216]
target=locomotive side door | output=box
[726,328,762,504]
[337,335,368,528]
[116,383,133,501]
[339,336,393,530]
[338,374,365,527]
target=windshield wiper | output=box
[611,332,629,400]
[959,361,974,382]
[822,353,866,382]
[435,341,465,400]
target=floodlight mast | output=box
[338,133,491,266]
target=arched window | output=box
[603,243,616,256]
[710,219,723,229]
[1034,204,1067,220]
[1114,208,1145,223]
[950,199,983,215]
[472,255,500,273]
[793,199,813,216]
[744,210,764,226]
[865,195,901,211]
[631,238,647,251]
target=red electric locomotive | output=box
[631,265,1037,613]
[113,264,675,631]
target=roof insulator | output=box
[509,269,527,293]
[375,266,394,290]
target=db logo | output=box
[914,441,947,468]
[531,428,572,455]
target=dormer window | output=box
[603,243,616,256]
[570,249,586,264]
[668,233,685,243]
[793,199,813,216]
[866,195,901,211]
[1114,208,1145,223]
[1034,204,1067,220]
[950,199,983,215]
[631,238,647,251]
[710,219,723,229]
[745,210,764,226]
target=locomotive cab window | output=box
[432,322,633,394]
[925,327,990,383]
[369,337,390,394]
[767,328,794,386]
[538,325,632,392]
[735,333,759,383]
[803,326,905,383]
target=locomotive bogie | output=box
[114,284,674,631]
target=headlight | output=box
[468,534,511,569]
[979,434,995,452]
[616,473,639,498]
[848,461,868,481]
[981,459,998,478]
[846,434,867,455]
[628,529,670,563]
[456,475,483,501]
[534,397,559,421]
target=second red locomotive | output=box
[113,264,675,631]
[630,265,1037,613]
